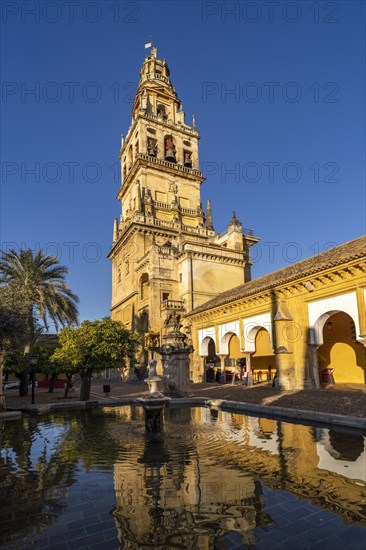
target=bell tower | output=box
[109,45,259,352]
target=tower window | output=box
[162,292,170,302]
[141,273,149,300]
[179,273,182,283]
[140,310,149,333]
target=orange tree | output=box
[51,317,141,401]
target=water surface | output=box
[1,406,365,549]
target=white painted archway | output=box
[200,336,214,356]
[220,331,240,355]
[217,320,241,355]
[308,292,360,346]
[243,313,272,352]
[198,327,216,356]
[245,325,272,353]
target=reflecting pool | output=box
[1,406,365,549]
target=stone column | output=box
[157,128,164,161]
[202,356,207,382]
[309,345,321,389]
[244,352,253,385]
[308,327,320,389]
[141,121,148,154]
[273,299,295,390]
[218,354,227,383]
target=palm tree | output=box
[0,248,79,395]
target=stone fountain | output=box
[159,313,193,397]
[138,333,170,436]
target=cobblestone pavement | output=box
[3,380,366,419]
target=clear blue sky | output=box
[1,1,365,322]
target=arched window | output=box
[140,310,149,333]
[140,273,149,300]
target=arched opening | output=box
[139,309,149,333]
[328,430,364,461]
[140,273,149,301]
[221,330,240,355]
[147,137,157,157]
[202,337,220,383]
[226,333,246,383]
[255,418,276,440]
[157,103,168,121]
[183,150,192,168]
[318,312,365,384]
[251,328,275,383]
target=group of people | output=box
[206,364,276,386]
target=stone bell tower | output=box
[108,45,259,354]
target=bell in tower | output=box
[164,135,176,163]
[147,137,158,157]
[184,151,192,168]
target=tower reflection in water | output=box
[109,406,365,548]
[0,406,365,548]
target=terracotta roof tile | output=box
[186,235,366,316]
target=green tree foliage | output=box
[0,286,29,352]
[32,339,63,393]
[0,249,79,395]
[0,286,31,406]
[51,317,141,401]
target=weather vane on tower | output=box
[144,39,157,58]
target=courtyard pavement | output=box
[2,379,365,423]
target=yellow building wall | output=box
[228,335,244,358]
[251,328,275,377]
[189,256,366,387]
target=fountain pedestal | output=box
[159,329,193,397]
[138,359,170,436]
